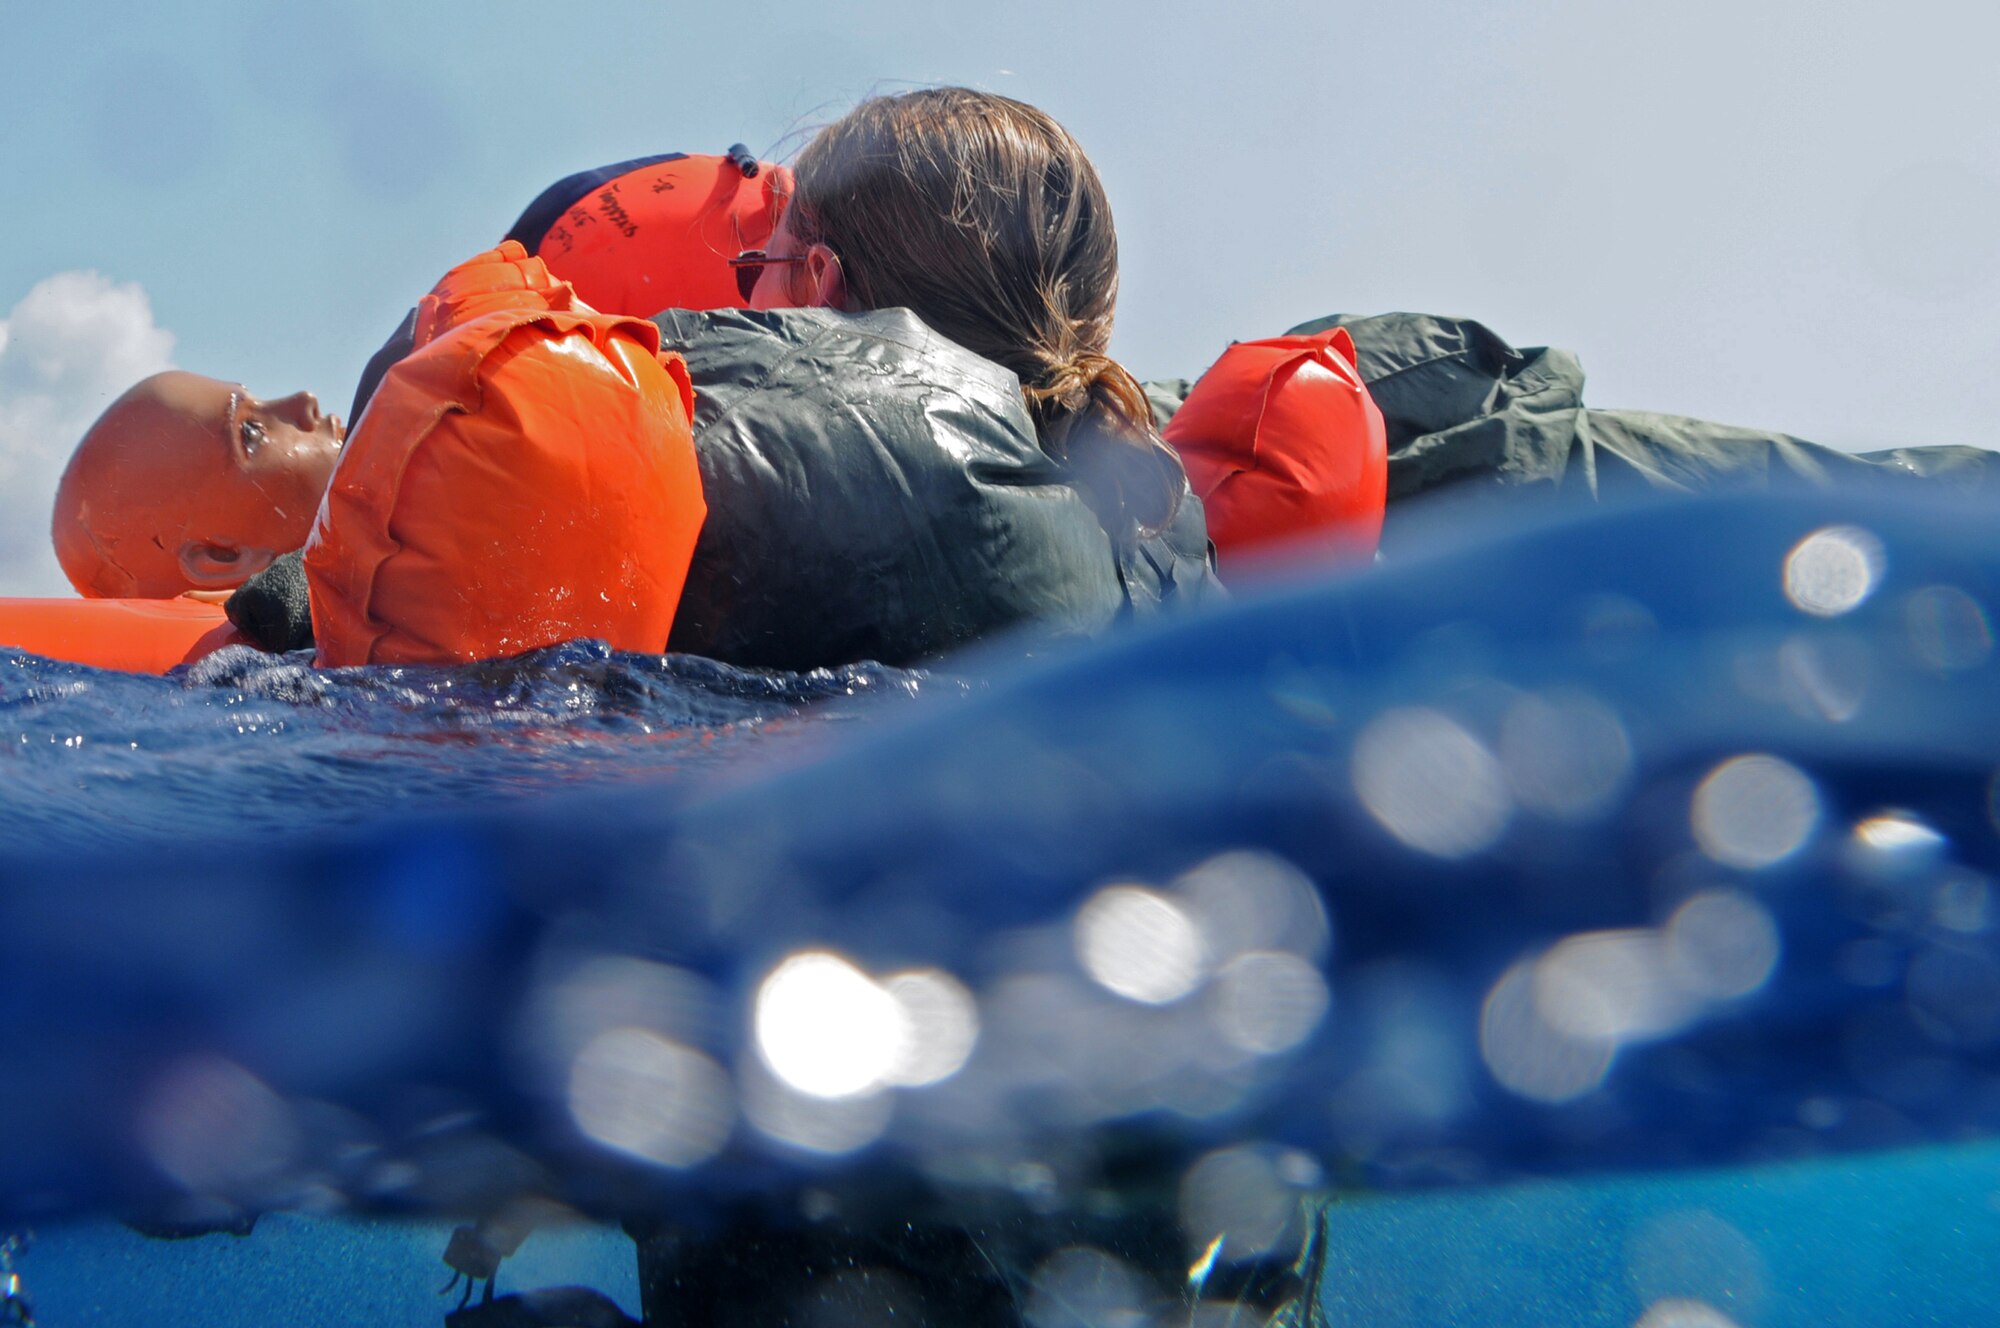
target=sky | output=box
[1,0,1996,593]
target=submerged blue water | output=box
[5,488,2000,1324]
[24,1137,2000,1326]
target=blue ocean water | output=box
[22,1137,2000,1326]
[0,643,945,855]
[5,488,2000,1324]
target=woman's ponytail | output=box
[1026,350,1185,537]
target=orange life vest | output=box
[305,244,705,667]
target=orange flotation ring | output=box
[0,596,244,673]
[506,150,790,315]
[305,243,705,668]
[1164,326,1388,571]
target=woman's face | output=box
[747,213,807,311]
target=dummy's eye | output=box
[240,419,268,454]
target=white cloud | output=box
[0,272,175,594]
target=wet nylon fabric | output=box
[1143,378,1192,429]
[655,307,1220,671]
[1288,312,1995,548]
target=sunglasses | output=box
[728,249,809,303]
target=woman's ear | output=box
[806,244,849,310]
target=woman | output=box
[737,87,1193,546]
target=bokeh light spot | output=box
[1353,708,1512,857]
[1026,1246,1147,1328]
[567,1028,732,1168]
[1480,960,1615,1102]
[1904,585,1994,673]
[1179,1146,1299,1263]
[1209,951,1330,1054]
[1850,811,1948,877]
[1906,946,2000,1047]
[1691,754,1820,869]
[755,951,909,1099]
[1634,1299,1742,1328]
[1534,930,1696,1044]
[1075,885,1207,1004]
[881,969,980,1087]
[1783,526,1884,618]
[1666,891,1780,1000]
[1933,872,1991,934]
[1499,691,1633,821]
[1174,850,1330,962]
[137,1054,299,1196]
[1775,633,1869,723]
[517,955,717,1084]
[1626,1207,1767,1322]
[739,1053,893,1156]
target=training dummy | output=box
[47,150,777,610]
[51,374,345,598]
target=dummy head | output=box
[52,371,344,598]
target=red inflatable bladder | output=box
[531,154,791,314]
[412,239,569,334]
[0,596,243,673]
[305,245,704,667]
[1163,326,1387,571]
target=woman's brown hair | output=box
[786,87,1186,536]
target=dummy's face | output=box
[53,370,346,597]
